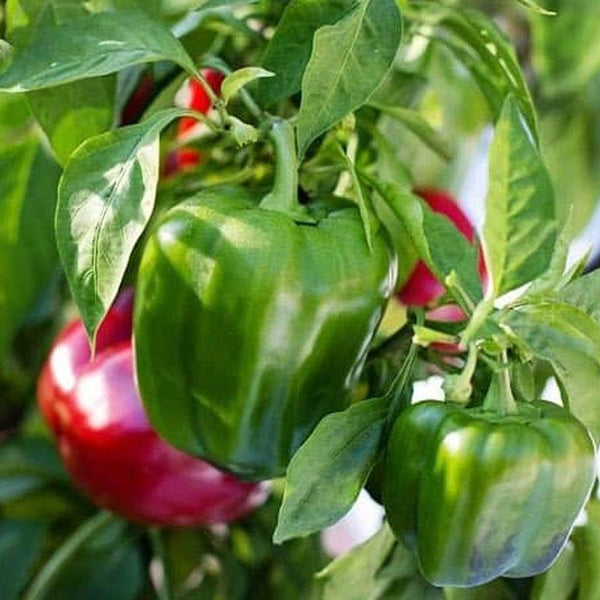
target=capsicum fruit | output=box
[38,291,267,526]
[384,400,596,587]
[134,120,397,479]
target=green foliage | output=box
[2,0,600,597]
[0,10,196,91]
[296,0,402,155]
[483,95,556,296]
[56,108,194,344]
[274,398,389,544]
[0,134,60,355]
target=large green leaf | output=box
[370,179,482,307]
[273,398,388,544]
[0,10,196,92]
[483,96,556,297]
[368,103,453,161]
[296,0,401,155]
[0,135,61,354]
[556,271,600,324]
[6,3,117,165]
[437,8,538,142]
[27,78,116,165]
[316,524,397,600]
[56,107,193,345]
[0,91,30,137]
[255,0,353,107]
[501,302,600,441]
[0,520,46,600]
[25,516,143,600]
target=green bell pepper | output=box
[383,400,596,587]
[134,121,397,479]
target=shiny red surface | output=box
[178,69,225,136]
[37,289,134,431]
[38,291,267,526]
[398,188,487,307]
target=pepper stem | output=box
[483,350,518,416]
[443,344,478,406]
[259,120,314,223]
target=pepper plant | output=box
[2,0,600,599]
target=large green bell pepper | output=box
[134,121,397,479]
[383,400,596,587]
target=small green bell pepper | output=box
[384,400,596,587]
[134,121,397,479]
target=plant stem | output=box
[499,350,518,414]
[23,511,116,600]
[483,351,518,416]
[149,528,173,600]
[259,120,312,222]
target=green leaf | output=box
[522,211,572,301]
[0,91,31,137]
[483,95,556,297]
[273,398,389,544]
[56,107,193,345]
[438,8,538,142]
[27,78,116,165]
[227,115,259,146]
[501,302,600,441]
[530,541,577,600]
[221,66,273,104]
[25,515,143,600]
[515,0,556,15]
[162,0,257,13]
[5,4,117,165]
[0,135,61,354]
[296,0,402,156]
[369,103,453,161]
[369,179,482,307]
[556,271,600,324]
[337,144,378,251]
[255,0,353,107]
[0,437,67,504]
[0,10,196,92]
[0,520,46,600]
[572,499,600,600]
[316,524,398,600]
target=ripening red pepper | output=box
[162,147,203,178]
[398,188,487,307]
[37,290,267,527]
[177,69,225,137]
[120,74,154,126]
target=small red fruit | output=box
[38,291,267,526]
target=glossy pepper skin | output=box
[38,292,267,526]
[383,400,596,587]
[135,186,397,480]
